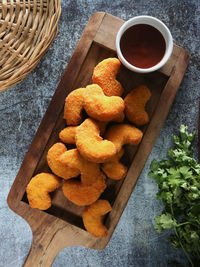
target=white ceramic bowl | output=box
[116,16,173,73]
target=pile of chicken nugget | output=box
[26,58,152,238]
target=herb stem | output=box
[177,221,199,228]
[170,203,194,267]
[176,222,189,227]
[175,227,194,267]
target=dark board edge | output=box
[7,12,107,267]
[7,12,106,212]
[93,47,190,250]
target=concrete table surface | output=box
[0,0,199,266]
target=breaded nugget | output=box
[26,173,61,210]
[105,124,143,152]
[64,88,85,125]
[82,199,112,237]
[92,58,124,96]
[59,122,108,145]
[59,148,102,185]
[83,84,124,122]
[97,121,108,136]
[102,149,127,180]
[113,111,125,123]
[59,126,76,144]
[124,85,152,126]
[75,118,117,163]
[47,143,79,179]
[62,173,106,206]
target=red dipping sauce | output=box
[120,24,166,69]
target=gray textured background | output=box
[0,0,199,266]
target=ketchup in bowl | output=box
[120,24,166,69]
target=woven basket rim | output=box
[0,0,61,92]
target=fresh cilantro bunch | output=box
[149,125,200,266]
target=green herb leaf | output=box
[148,125,200,266]
[155,213,177,233]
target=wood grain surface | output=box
[7,12,190,267]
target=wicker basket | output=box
[0,0,61,92]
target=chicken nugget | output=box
[26,173,61,210]
[59,122,107,145]
[47,143,79,179]
[59,126,76,144]
[59,148,102,185]
[124,85,152,126]
[64,88,85,125]
[75,118,117,163]
[113,111,125,123]
[82,199,112,237]
[62,173,106,206]
[102,149,127,180]
[105,124,143,152]
[97,121,108,136]
[83,84,124,122]
[92,58,124,96]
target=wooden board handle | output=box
[23,219,69,267]
[22,214,91,267]
[23,236,60,267]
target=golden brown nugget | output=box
[102,149,127,180]
[92,58,124,96]
[47,143,79,179]
[62,173,106,206]
[124,85,152,126]
[105,124,143,152]
[59,122,108,145]
[75,118,117,163]
[113,111,125,123]
[83,84,124,122]
[59,148,102,185]
[82,199,112,237]
[26,173,61,210]
[97,121,108,136]
[59,126,76,144]
[64,88,85,125]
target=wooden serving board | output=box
[7,12,189,267]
